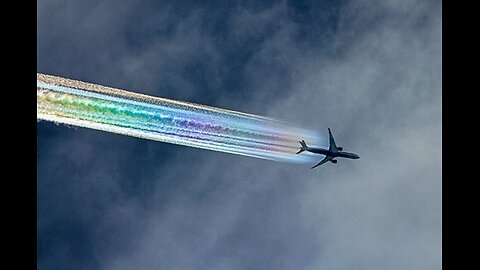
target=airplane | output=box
[296,128,359,169]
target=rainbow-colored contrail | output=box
[37,73,326,163]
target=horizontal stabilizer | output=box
[296,140,308,154]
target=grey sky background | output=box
[37,0,441,269]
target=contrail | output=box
[37,73,326,163]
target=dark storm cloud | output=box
[37,0,441,269]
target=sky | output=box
[37,0,442,269]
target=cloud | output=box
[37,0,441,269]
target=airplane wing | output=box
[328,128,338,152]
[311,155,332,169]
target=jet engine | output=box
[331,159,337,164]
[337,147,343,151]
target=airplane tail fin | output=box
[296,140,308,154]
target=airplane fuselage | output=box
[306,148,360,160]
[297,128,359,168]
